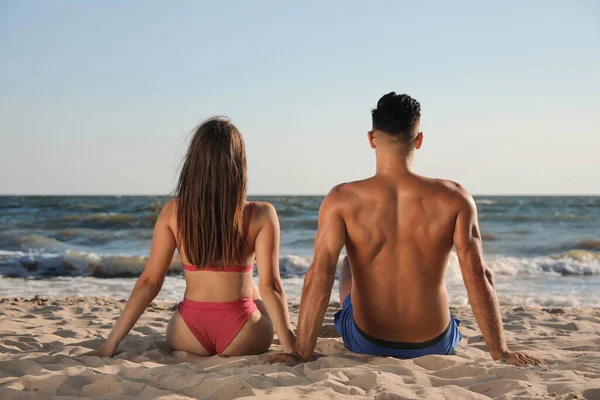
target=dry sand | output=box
[1,297,599,399]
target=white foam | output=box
[2,249,600,279]
[2,248,599,308]
[0,274,597,308]
[444,251,600,282]
[476,199,498,205]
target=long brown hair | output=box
[175,117,247,267]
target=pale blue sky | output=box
[1,1,598,195]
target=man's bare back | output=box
[336,174,466,343]
[266,91,542,367]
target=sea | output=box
[1,196,599,308]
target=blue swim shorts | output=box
[334,295,462,358]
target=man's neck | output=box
[375,147,415,177]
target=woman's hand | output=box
[84,341,118,358]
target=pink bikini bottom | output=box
[178,298,257,355]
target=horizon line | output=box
[1,193,599,197]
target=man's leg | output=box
[339,256,352,304]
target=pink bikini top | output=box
[183,202,254,273]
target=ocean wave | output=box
[280,218,319,230]
[268,197,323,216]
[286,237,317,247]
[444,250,600,281]
[134,200,166,212]
[61,212,133,224]
[64,203,115,211]
[0,250,340,279]
[54,228,153,244]
[51,212,159,229]
[446,282,600,308]
[54,228,125,245]
[0,231,154,252]
[479,213,590,222]
[0,250,184,278]
[6,235,66,252]
[2,248,598,280]
[481,233,499,241]
[279,254,315,277]
[476,199,498,205]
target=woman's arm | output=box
[255,203,295,353]
[86,201,177,357]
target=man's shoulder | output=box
[327,178,373,202]
[417,176,474,207]
[430,178,475,208]
[320,179,371,213]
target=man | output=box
[267,92,542,366]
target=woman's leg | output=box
[221,283,274,356]
[166,310,213,356]
[339,256,353,304]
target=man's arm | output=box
[453,190,542,366]
[266,187,346,365]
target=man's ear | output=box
[415,132,424,150]
[368,131,376,149]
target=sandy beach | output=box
[0,297,598,399]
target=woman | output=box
[89,117,295,357]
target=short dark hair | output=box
[371,92,421,142]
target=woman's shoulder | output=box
[156,199,178,226]
[249,201,278,224]
[250,201,276,214]
[161,199,178,214]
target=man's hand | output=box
[83,341,118,358]
[497,351,544,366]
[264,352,321,366]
